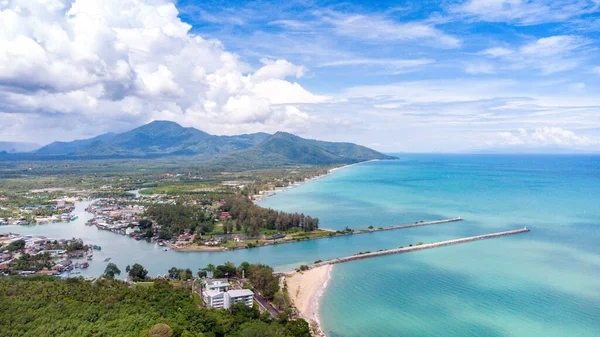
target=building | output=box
[203,289,254,309]
[202,280,254,309]
[225,289,253,308]
[204,279,230,292]
[203,290,227,308]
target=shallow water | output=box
[262,155,600,337]
[3,155,599,336]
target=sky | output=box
[0,0,599,153]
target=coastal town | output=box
[0,232,95,277]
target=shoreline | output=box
[253,159,379,204]
[286,264,333,336]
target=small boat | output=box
[93,245,102,250]
[103,258,111,262]
[81,262,89,268]
[163,248,169,252]
[158,242,165,246]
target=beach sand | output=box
[287,264,333,336]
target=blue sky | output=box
[0,0,599,152]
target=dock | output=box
[313,227,530,267]
[352,217,463,234]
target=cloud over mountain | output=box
[0,0,326,142]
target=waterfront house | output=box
[37,269,59,276]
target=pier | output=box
[313,227,530,267]
[352,217,463,234]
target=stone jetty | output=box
[313,227,531,267]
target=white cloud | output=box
[320,11,461,48]
[465,62,496,74]
[520,35,590,56]
[499,127,592,146]
[451,0,600,25]
[319,58,434,74]
[477,35,592,75]
[0,0,326,142]
[593,66,600,74]
[252,58,306,82]
[479,47,514,57]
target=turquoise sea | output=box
[260,155,600,337]
[2,155,599,336]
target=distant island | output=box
[1,121,395,167]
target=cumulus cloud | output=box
[0,0,327,142]
[498,127,591,146]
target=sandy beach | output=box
[286,264,333,336]
[253,159,379,204]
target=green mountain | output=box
[36,133,117,155]
[6,121,393,165]
[214,132,394,166]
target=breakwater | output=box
[352,217,463,234]
[314,227,530,267]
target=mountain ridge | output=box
[4,121,394,166]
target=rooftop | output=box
[205,278,229,286]
[227,289,253,298]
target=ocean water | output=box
[2,155,599,336]
[261,155,600,337]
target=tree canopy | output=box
[0,276,310,337]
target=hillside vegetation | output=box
[0,276,309,337]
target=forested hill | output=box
[0,276,310,337]
[2,121,394,166]
[214,131,394,166]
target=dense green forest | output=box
[144,196,319,238]
[222,196,319,235]
[0,276,310,337]
[145,204,213,238]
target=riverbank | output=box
[165,242,225,252]
[286,264,333,336]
